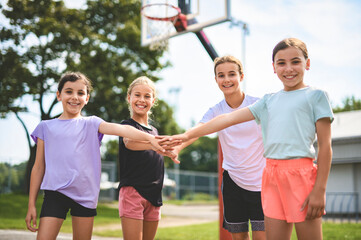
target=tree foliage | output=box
[177,136,218,172]
[333,95,361,113]
[0,0,178,192]
[0,162,26,193]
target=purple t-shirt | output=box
[31,116,104,209]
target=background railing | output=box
[98,164,360,223]
[165,169,218,200]
[99,165,219,202]
[324,192,359,222]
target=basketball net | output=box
[147,17,178,51]
[141,3,181,51]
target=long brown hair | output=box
[58,72,93,94]
[272,38,308,62]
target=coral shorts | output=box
[118,186,161,221]
[261,158,322,223]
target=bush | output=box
[182,192,215,201]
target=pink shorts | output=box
[261,158,321,223]
[118,186,161,221]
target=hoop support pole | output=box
[194,30,218,60]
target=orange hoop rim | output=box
[141,3,181,22]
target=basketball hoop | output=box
[141,3,181,50]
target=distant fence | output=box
[324,192,359,222]
[99,161,117,202]
[99,164,359,223]
[166,169,218,200]
[99,164,219,202]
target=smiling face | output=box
[56,79,89,119]
[215,62,244,96]
[127,84,155,119]
[273,46,310,91]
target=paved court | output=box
[0,230,122,240]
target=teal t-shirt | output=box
[248,87,334,160]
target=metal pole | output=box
[230,18,249,91]
[169,87,181,199]
[194,30,219,60]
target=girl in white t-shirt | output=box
[172,56,266,240]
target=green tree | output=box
[0,163,20,193]
[177,136,218,172]
[102,140,119,163]
[151,99,182,136]
[12,162,27,193]
[0,0,176,192]
[0,164,8,192]
[333,95,361,113]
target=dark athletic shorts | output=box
[222,170,265,233]
[40,190,97,219]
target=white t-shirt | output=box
[200,95,265,191]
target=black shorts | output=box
[40,190,97,219]
[222,171,265,233]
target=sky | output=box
[1,0,361,165]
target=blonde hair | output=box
[213,55,244,76]
[127,76,157,117]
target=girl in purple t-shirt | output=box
[25,72,174,240]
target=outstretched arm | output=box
[99,122,170,153]
[301,117,332,220]
[123,139,155,151]
[122,138,181,164]
[173,107,254,141]
[25,139,45,232]
[123,138,180,151]
[164,123,204,162]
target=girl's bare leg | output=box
[72,216,94,240]
[251,230,266,240]
[143,220,159,240]
[121,217,143,240]
[295,217,322,240]
[264,216,293,240]
[36,217,63,240]
[231,232,250,240]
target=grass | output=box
[0,193,120,233]
[0,193,43,229]
[1,193,361,239]
[93,221,218,240]
[93,221,361,240]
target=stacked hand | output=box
[154,136,182,164]
[169,133,188,142]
